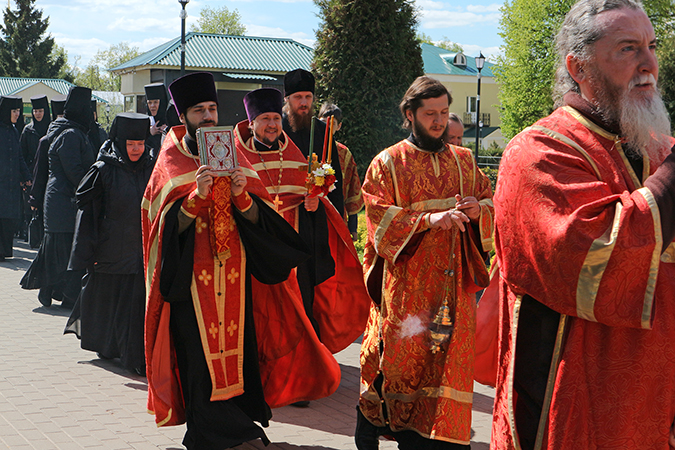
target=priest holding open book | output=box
[142,72,341,449]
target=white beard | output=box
[618,80,672,165]
[592,71,672,165]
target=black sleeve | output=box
[20,129,30,167]
[29,137,49,208]
[644,146,675,252]
[233,193,310,285]
[68,165,104,271]
[160,199,197,302]
[53,130,91,187]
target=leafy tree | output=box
[417,32,464,53]
[75,42,140,91]
[0,0,67,78]
[314,0,424,176]
[496,0,675,140]
[190,5,246,35]
[51,44,75,83]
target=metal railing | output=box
[476,155,501,169]
[463,112,491,127]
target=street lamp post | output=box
[179,0,190,77]
[474,52,485,163]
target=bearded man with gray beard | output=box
[490,0,675,449]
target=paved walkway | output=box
[0,239,494,450]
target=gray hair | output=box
[553,0,645,107]
[448,112,463,126]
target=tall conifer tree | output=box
[0,0,66,78]
[313,0,424,175]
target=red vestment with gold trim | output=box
[359,139,494,444]
[336,142,364,221]
[234,121,370,354]
[492,106,675,449]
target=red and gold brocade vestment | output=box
[233,121,370,354]
[491,106,675,449]
[336,142,364,223]
[360,139,494,445]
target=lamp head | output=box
[476,52,485,71]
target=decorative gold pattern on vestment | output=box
[576,202,623,322]
[637,187,660,329]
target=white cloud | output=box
[52,35,111,67]
[107,17,174,33]
[457,44,502,61]
[416,0,446,10]
[420,10,501,29]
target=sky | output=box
[34,0,504,69]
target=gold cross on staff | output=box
[273,195,283,211]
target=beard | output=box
[185,117,217,140]
[283,102,312,132]
[412,119,445,152]
[590,70,672,164]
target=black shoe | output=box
[134,366,146,377]
[97,352,112,360]
[290,401,310,407]
[38,290,51,307]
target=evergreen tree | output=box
[0,0,66,78]
[313,0,424,176]
[496,0,675,140]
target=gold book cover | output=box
[196,126,238,176]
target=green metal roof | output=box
[223,72,277,81]
[0,77,107,102]
[421,43,495,78]
[110,33,313,73]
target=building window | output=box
[124,95,135,112]
[453,53,467,68]
[137,95,147,114]
[467,96,477,113]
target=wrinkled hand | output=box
[428,208,470,232]
[196,165,215,197]
[351,231,358,242]
[230,167,247,197]
[304,195,319,212]
[150,124,167,136]
[455,194,480,221]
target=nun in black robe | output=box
[65,113,153,373]
[0,95,31,258]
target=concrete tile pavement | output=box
[0,239,494,449]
